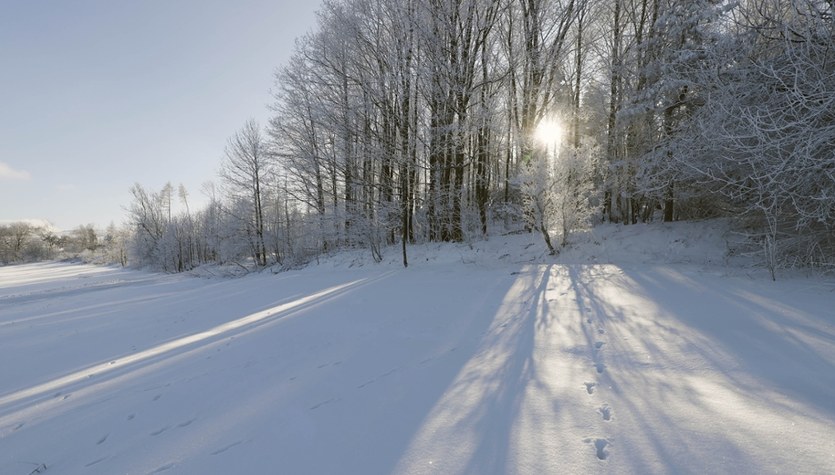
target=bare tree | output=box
[220,120,273,266]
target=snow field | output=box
[1,222,833,474]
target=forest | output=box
[4,0,833,277]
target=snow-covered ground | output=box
[1,221,833,474]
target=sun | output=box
[534,118,563,149]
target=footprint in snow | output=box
[152,394,162,401]
[127,414,135,421]
[25,463,47,474]
[150,426,170,436]
[583,437,611,460]
[357,379,375,389]
[178,418,196,428]
[599,405,612,421]
[359,368,398,386]
[85,457,107,467]
[310,398,340,410]
[584,382,596,395]
[595,341,605,349]
[594,438,610,460]
[595,362,606,374]
[211,440,244,456]
[150,463,176,473]
[53,390,71,401]
[598,328,605,335]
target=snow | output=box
[1,221,834,474]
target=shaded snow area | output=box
[1,221,834,474]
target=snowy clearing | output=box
[1,223,834,474]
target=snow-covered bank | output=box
[311,218,741,273]
[1,222,833,474]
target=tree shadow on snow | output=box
[565,264,835,473]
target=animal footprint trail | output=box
[317,360,343,370]
[583,325,613,460]
[357,367,400,389]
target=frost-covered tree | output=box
[126,183,168,269]
[220,120,273,266]
[520,133,598,254]
[114,0,831,273]
[103,223,129,267]
[660,0,835,275]
[0,222,36,264]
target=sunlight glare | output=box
[535,118,563,148]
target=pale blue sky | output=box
[0,0,319,231]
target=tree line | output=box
[116,0,835,276]
[0,222,127,266]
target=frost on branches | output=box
[520,141,599,255]
[668,0,835,277]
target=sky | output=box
[0,0,320,231]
